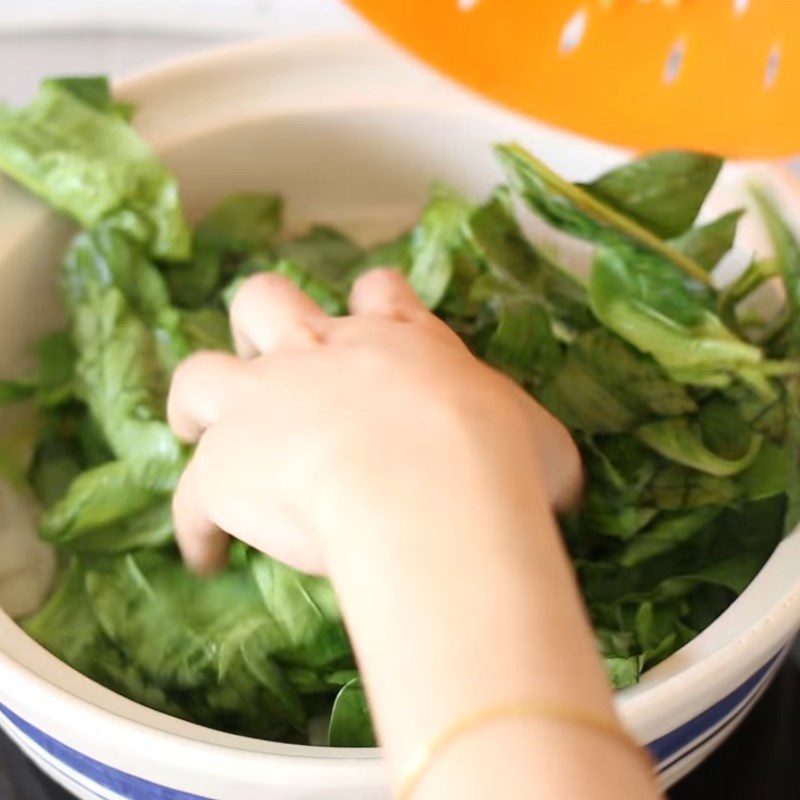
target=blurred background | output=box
[0,0,363,102]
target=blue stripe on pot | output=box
[647,652,780,767]
[0,702,209,800]
[0,652,784,799]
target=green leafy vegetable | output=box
[636,418,763,477]
[328,679,376,747]
[670,210,743,273]
[277,225,364,294]
[407,184,474,308]
[584,151,723,238]
[165,193,283,307]
[0,79,189,259]
[496,143,711,284]
[590,245,763,387]
[3,76,797,748]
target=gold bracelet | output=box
[396,702,655,800]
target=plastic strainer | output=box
[345,0,799,158]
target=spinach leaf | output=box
[272,260,346,315]
[484,299,561,384]
[71,287,183,463]
[650,465,739,510]
[603,657,641,689]
[636,417,763,477]
[180,308,232,352]
[0,79,189,259]
[199,193,283,257]
[619,508,723,567]
[407,184,474,308]
[43,77,133,120]
[63,229,186,464]
[751,187,800,530]
[278,226,364,294]
[35,331,76,409]
[670,210,743,272]
[28,435,83,508]
[85,551,306,738]
[24,559,186,717]
[328,678,376,747]
[249,554,350,669]
[568,329,697,417]
[590,245,762,387]
[359,232,412,274]
[584,151,722,238]
[468,188,592,333]
[39,460,175,552]
[496,143,710,284]
[752,186,800,351]
[166,193,283,307]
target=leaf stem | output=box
[501,145,713,286]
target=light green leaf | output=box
[636,417,763,477]
[670,210,743,272]
[0,79,189,258]
[407,184,474,308]
[590,245,762,387]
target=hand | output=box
[167,268,581,575]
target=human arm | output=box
[167,268,662,800]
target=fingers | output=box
[523,402,584,513]
[349,268,430,321]
[168,351,246,443]
[230,273,328,358]
[172,458,230,575]
[174,428,327,576]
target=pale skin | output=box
[167,268,663,800]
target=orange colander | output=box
[345,0,799,159]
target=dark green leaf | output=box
[468,189,592,333]
[180,308,232,352]
[85,551,305,737]
[278,226,364,293]
[496,143,711,284]
[650,465,739,510]
[0,380,34,403]
[584,151,723,238]
[484,299,561,384]
[35,331,75,409]
[619,508,722,567]
[29,435,84,508]
[570,329,697,417]
[249,554,350,669]
[328,678,376,747]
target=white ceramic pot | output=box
[0,33,799,800]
